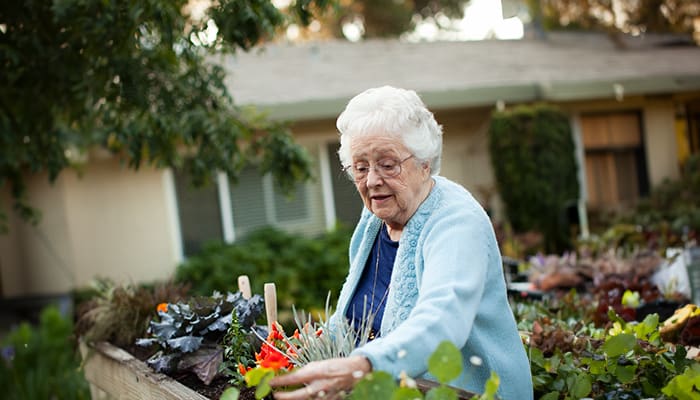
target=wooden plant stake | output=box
[238,275,252,299]
[264,282,278,331]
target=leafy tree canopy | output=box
[0,0,332,232]
[529,0,699,44]
[278,0,471,39]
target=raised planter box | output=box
[80,341,478,400]
[80,341,209,400]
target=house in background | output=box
[1,32,700,300]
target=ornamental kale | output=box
[136,291,266,385]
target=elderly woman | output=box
[270,86,533,399]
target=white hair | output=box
[336,86,443,175]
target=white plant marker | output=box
[237,275,252,299]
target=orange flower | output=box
[259,349,290,370]
[156,303,168,313]
[238,363,252,376]
[268,323,284,341]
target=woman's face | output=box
[348,133,432,230]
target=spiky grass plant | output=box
[284,301,374,366]
[239,295,378,399]
[75,279,190,349]
[252,294,376,368]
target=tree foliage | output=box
[0,0,330,231]
[281,0,471,39]
[529,0,700,43]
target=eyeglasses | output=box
[342,155,414,182]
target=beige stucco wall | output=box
[0,157,180,298]
[436,108,498,214]
[0,174,76,297]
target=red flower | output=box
[238,363,252,376]
[268,323,284,341]
[258,349,290,370]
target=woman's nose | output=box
[365,167,383,186]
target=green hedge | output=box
[175,225,352,317]
[489,104,579,253]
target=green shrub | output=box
[0,306,90,399]
[175,225,352,318]
[489,104,579,254]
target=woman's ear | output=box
[422,161,431,177]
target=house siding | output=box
[0,158,178,297]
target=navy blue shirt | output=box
[345,223,398,338]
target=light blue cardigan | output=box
[329,176,533,399]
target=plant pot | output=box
[80,341,209,400]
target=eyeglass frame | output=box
[342,155,415,182]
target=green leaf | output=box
[255,381,272,400]
[528,347,545,367]
[350,371,397,400]
[602,333,636,357]
[479,371,500,400]
[662,364,700,400]
[539,392,560,400]
[220,387,240,400]
[641,379,659,396]
[425,386,458,400]
[621,290,640,307]
[586,358,606,374]
[614,365,637,384]
[548,354,561,372]
[427,341,463,384]
[244,367,274,387]
[391,386,424,400]
[568,373,592,398]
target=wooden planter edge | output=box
[80,341,209,400]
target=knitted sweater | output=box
[329,176,533,399]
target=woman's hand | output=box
[269,356,371,399]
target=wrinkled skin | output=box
[269,356,371,399]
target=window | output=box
[173,140,363,257]
[173,170,223,256]
[327,142,363,228]
[581,112,649,211]
[228,166,313,239]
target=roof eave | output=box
[250,74,700,121]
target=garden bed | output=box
[79,341,477,400]
[80,341,212,400]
